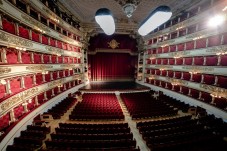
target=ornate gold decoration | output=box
[169,51,191,58]
[108,39,120,49]
[42,7,63,25]
[21,14,50,33]
[0,31,33,47]
[48,79,64,88]
[154,65,173,69]
[60,64,76,69]
[182,66,214,73]
[150,54,160,58]
[26,65,53,71]
[206,46,227,55]
[0,68,11,74]
[157,40,175,47]
[0,87,39,113]
[200,84,227,99]
[167,78,188,86]
[45,46,63,56]
[59,35,75,43]
[186,31,206,40]
[149,75,158,80]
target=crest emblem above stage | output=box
[108,39,120,49]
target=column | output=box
[42,73,46,82]
[20,76,25,89]
[31,52,34,63]
[188,89,192,96]
[214,76,218,85]
[179,86,182,93]
[41,54,44,63]
[68,70,70,76]
[51,89,55,97]
[0,14,3,29]
[165,82,168,88]
[198,92,202,100]
[1,48,7,63]
[58,86,61,93]
[201,74,204,83]
[22,102,28,113]
[50,72,53,80]
[44,91,48,101]
[63,70,65,77]
[26,4,30,15]
[9,109,16,123]
[32,74,36,85]
[15,23,19,36]
[56,55,59,63]
[34,96,39,106]
[57,71,60,79]
[68,82,71,88]
[49,55,52,63]
[217,55,221,66]
[6,79,12,94]
[63,84,66,91]
[17,50,22,63]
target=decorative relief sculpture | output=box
[0,68,11,74]
[0,31,33,47]
[21,14,50,33]
[26,65,53,71]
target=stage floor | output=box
[79,81,150,92]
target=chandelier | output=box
[115,0,141,18]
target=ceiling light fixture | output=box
[138,6,172,36]
[123,3,136,18]
[208,14,226,27]
[95,8,115,35]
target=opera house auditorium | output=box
[0,0,227,151]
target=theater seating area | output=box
[69,93,124,120]
[45,123,139,151]
[137,114,227,151]
[120,92,178,119]
[43,97,77,119]
[6,125,50,151]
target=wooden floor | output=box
[79,81,150,91]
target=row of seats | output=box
[43,97,76,119]
[45,123,139,150]
[120,92,177,119]
[6,125,50,151]
[69,93,124,120]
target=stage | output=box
[79,81,150,92]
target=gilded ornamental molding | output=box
[60,64,76,69]
[0,87,39,112]
[154,65,173,69]
[45,46,64,55]
[0,68,11,74]
[206,45,227,54]
[42,7,64,25]
[26,65,53,71]
[166,78,188,86]
[48,79,64,88]
[157,40,175,47]
[182,66,214,72]
[21,14,50,33]
[0,31,33,47]
[200,84,227,99]
[168,51,191,57]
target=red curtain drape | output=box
[88,53,137,81]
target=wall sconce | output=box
[138,6,172,36]
[95,8,115,35]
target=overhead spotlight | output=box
[138,6,172,36]
[208,14,226,27]
[95,8,115,35]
